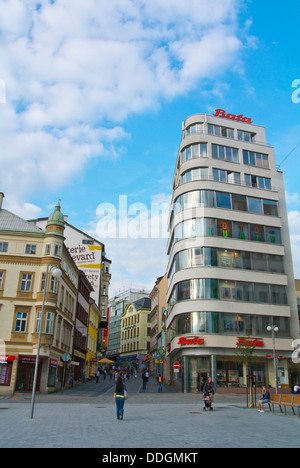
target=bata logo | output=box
[178,337,204,346]
[213,109,253,124]
[237,338,264,347]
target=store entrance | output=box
[16,363,41,392]
[197,372,208,392]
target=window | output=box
[208,124,234,138]
[182,143,208,162]
[254,284,270,303]
[247,197,263,214]
[252,253,267,271]
[45,312,55,334]
[15,312,27,332]
[215,192,231,209]
[217,220,232,238]
[243,150,269,168]
[25,244,36,255]
[213,169,240,185]
[263,200,278,216]
[0,271,3,289]
[20,274,32,292]
[0,242,8,253]
[187,123,204,136]
[238,130,255,142]
[245,175,271,190]
[268,255,284,273]
[250,224,265,242]
[212,144,238,163]
[35,311,42,333]
[232,194,247,211]
[45,244,51,255]
[54,244,62,256]
[233,222,249,240]
[182,168,208,184]
[266,227,281,244]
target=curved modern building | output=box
[166,111,300,393]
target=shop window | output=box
[217,220,232,238]
[250,224,265,242]
[233,222,249,240]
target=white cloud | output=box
[0,0,249,206]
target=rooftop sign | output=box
[213,109,253,124]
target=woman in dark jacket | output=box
[114,374,126,420]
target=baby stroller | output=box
[203,392,214,411]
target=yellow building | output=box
[86,299,102,379]
[0,194,79,395]
[120,297,151,368]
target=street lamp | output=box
[30,264,62,419]
[267,324,279,394]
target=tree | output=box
[234,337,257,408]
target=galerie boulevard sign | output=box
[213,109,253,124]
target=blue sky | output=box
[1,0,300,294]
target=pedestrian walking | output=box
[157,373,163,392]
[142,370,148,391]
[96,370,100,383]
[114,373,127,420]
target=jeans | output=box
[115,397,125,419]
[158,383,163,392]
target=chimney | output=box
[0,193,4,210]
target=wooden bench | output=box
[268,394,300,417]
[268,394,283,413]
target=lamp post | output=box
[267,324,279,394]
[30,264,62,419]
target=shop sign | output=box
[19,356,43,364]
[0,355,16,362]
[50,359,58,368]
[213,109,253,124]
[177,336,204,346]
[237,338,264,347]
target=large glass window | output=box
[208,124,234,138]
[212,144,238,163]
[243,150,269,168]
[232,194,247,211]
[247,197,263,214]
[263,200,278,216]
[250,224,265,242]
[233,222,249,240]
[254,284,270,303]
[182,143,208,162]
[215,192,231,209]
[265,227,281,244]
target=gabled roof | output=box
[0,209,44,234]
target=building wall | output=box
[166,112,300,392]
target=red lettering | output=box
[213,109,226,117]
[177,336,204,346]
[237,337,264,347]
[213,109,253,124]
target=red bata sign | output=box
[237,338,264,347]
[178,336,204,346]
[213,109,253,124]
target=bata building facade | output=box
[166,110,300,393]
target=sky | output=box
[1,0,300,297]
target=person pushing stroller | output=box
[203,377,215,411]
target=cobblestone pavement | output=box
[0,375,299,449]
